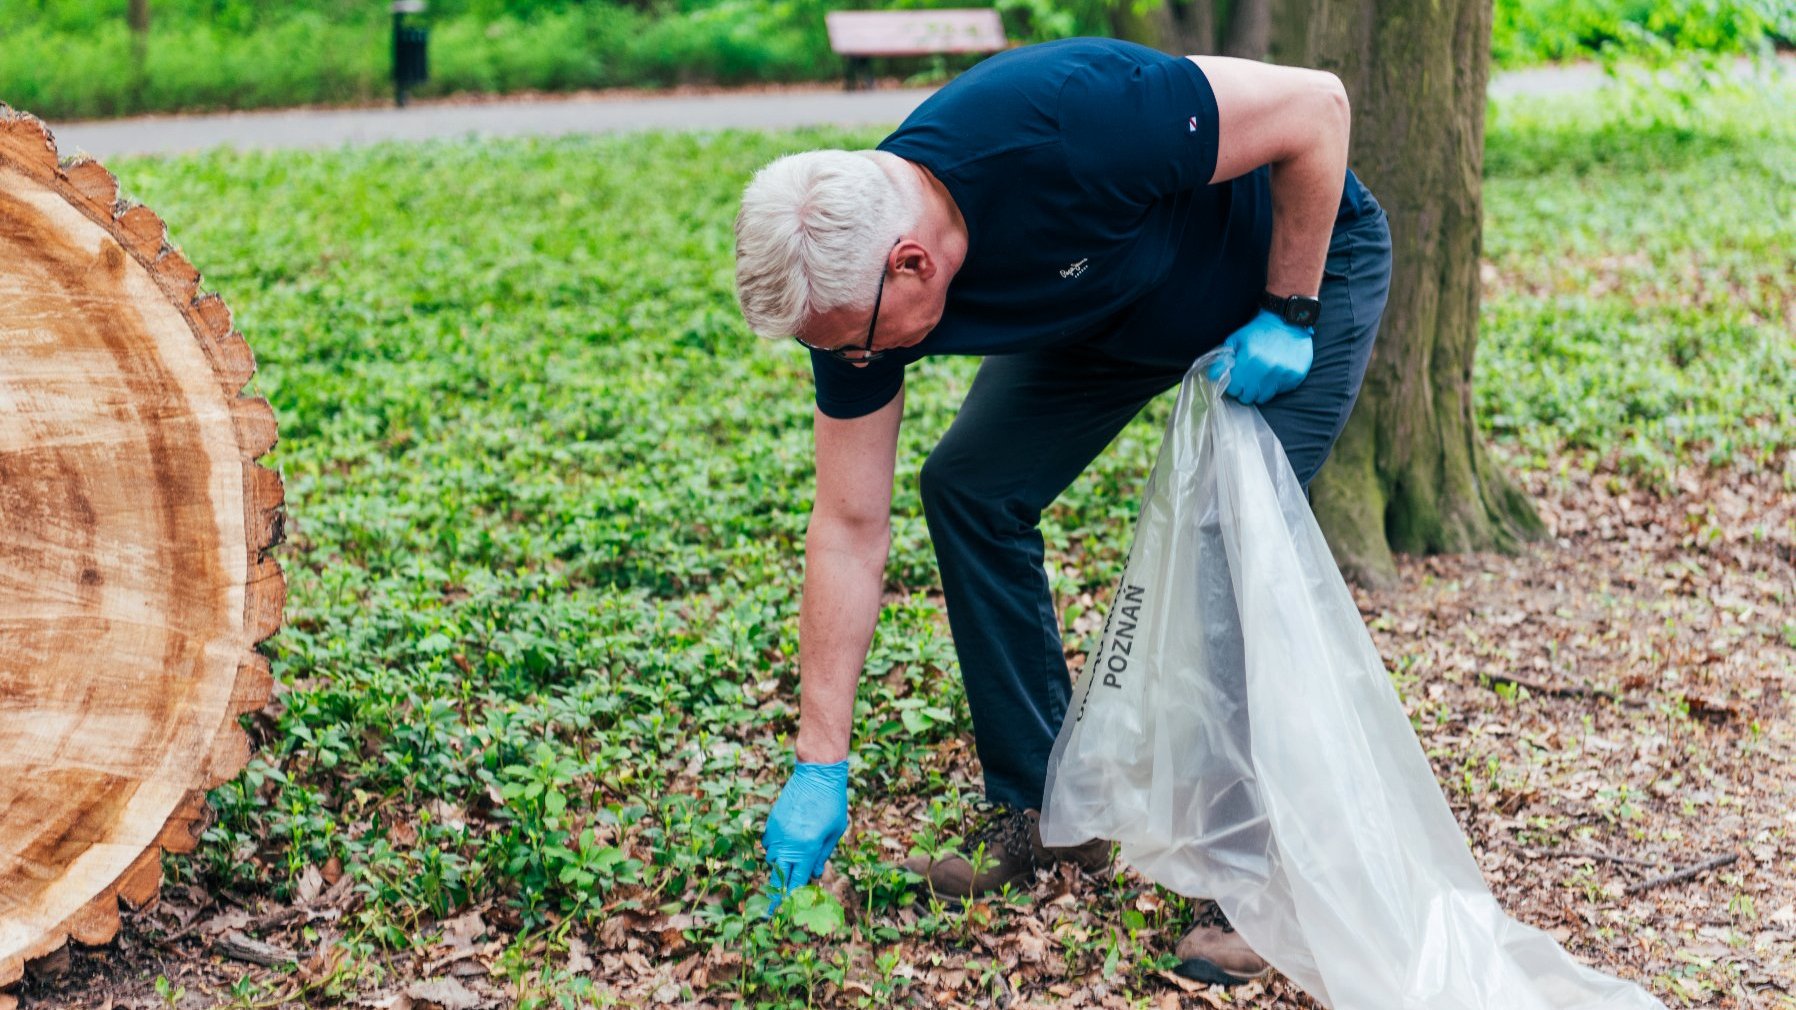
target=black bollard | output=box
[392,0,430,108]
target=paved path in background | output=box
[46,54,1795,160]
[49,87,939,160]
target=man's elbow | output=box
[1317,71,1350,145]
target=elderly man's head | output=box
[734,150,956,362]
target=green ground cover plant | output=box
[2,0,1788,118]
[1479,74,1796,480]
[96,78,1794,1005]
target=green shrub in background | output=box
[426,0,840,93]
[0,0,1790,119]
[1492,0,1796,67]
[1,0,856,118]
[0,15,386,118]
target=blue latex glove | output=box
[1206,308,1315,406]
[761,758,849,914]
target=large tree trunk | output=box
[1222,0,1271,59]
[1269,0,1544,586]
[0,107,284,987]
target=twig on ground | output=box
[246,906,305,933]
[1479,672,1646,708]
[1623,853,1739,896]
[213,930,297,967]
[1519,846,1665,869]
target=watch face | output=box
[1289,298,1320,327]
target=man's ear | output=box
[896,239,936,281]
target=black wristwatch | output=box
[1259,290,1321,330]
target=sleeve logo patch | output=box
[1188,116,1198,133]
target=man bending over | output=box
[732,36,1392,984]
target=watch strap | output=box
[1259,290,1321,330]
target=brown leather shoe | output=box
[1173,899,1273,986]
[902,803,1112,900]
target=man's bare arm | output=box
[1188,55,1351,299]
[794,388,903,763]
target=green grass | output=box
[104,78,1795,1005]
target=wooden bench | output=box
[824,9,1009,90]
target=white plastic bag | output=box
[1040,350,1667,1010]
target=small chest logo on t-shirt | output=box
[1060,257,1089,279]
[1188,116,1198,133]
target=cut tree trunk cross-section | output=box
[0,106,284,988]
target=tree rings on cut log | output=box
[0,106,284,987]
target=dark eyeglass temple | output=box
[790,237,901,363]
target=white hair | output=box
[733,149,923,340]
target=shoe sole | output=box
[1172,957,1271,987]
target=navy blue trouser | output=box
[919,187,1393,811]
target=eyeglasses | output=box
[794,238,901,364]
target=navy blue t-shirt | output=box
[810,37,1365,419]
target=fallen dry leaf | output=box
[197,906,253,937]
[296,864,325,904]
[404,976,482,1010]
[438,910,487,953]
[566,935,594,974]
